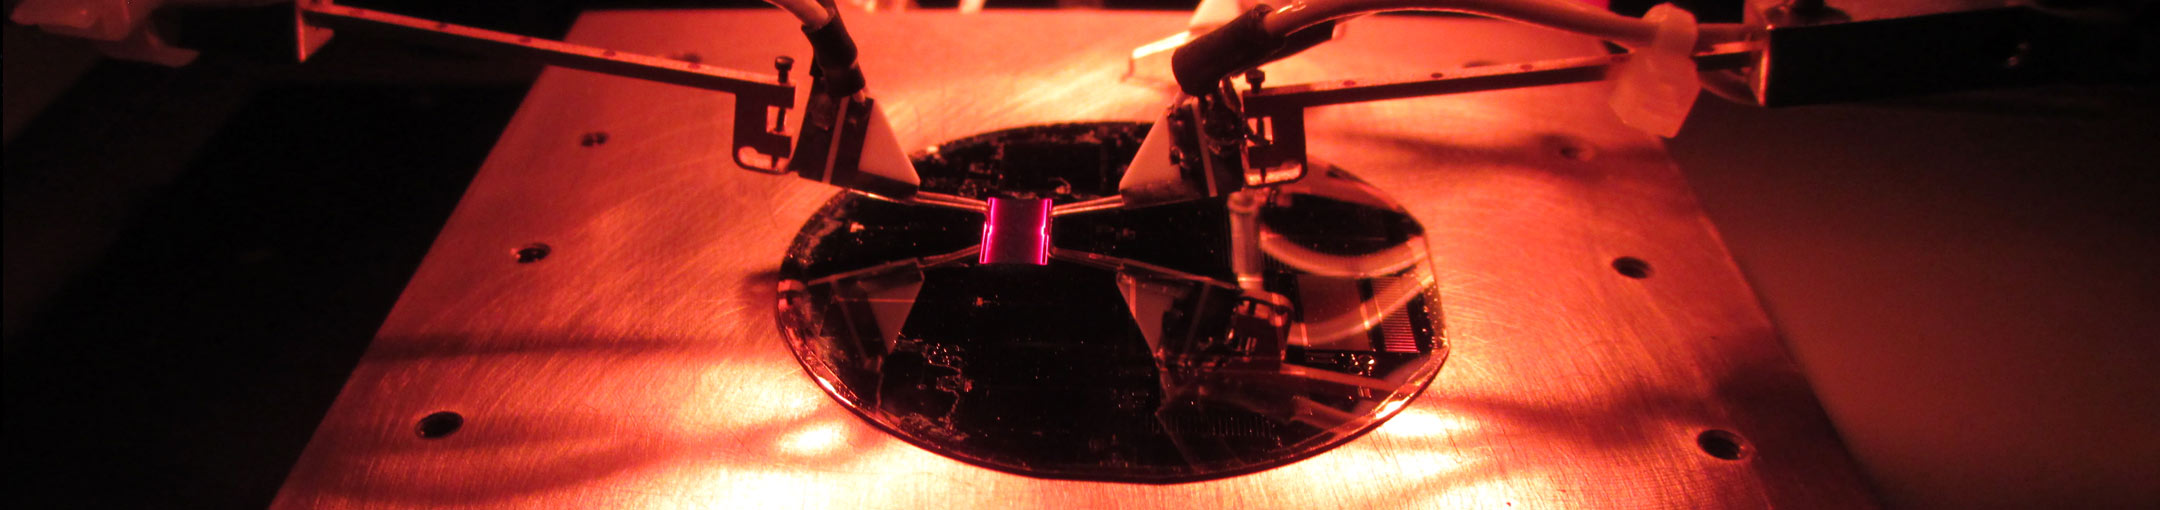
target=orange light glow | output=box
[1379,408,1475,438]
[776,420,850,456]
[667,361,830,434]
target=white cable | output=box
[1296,267,1434,346]
[1260,231,1427,279]
[763,0,835,30]
[1253,172,1422,279]
[1260,0,1751,47]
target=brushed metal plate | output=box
[274,9,1875,509]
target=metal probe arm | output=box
[1121,1,2151,208]
[291,0,920,197]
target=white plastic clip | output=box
[1609,3,1701,138]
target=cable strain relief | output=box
[1269,20,1337,63]
[804,8,865,96]
[1172,5,1283,96]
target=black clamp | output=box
[1171,5,1337,97]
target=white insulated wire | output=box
[763,0,835,30]
[1260,0,1752,48]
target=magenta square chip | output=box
[980,197,1052,265]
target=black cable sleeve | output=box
[803,0,865,95]
[1268,21,1338,63]
[1173,6,1281,96]
[1171,5,1337,96]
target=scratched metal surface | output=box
[273,9,1875,509]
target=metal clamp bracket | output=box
[1234,44,1757,178]
[292,0,797,172]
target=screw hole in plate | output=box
[1697,429,1751,460]
[416,411,464,439]
[515,243,551,264]
[1557,144,1595,161]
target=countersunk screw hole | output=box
[1697,429,1751,460]
[515,243,551,264]
[416,412,463,439]
[1612,256,1652,279]
[1558,144,1595,161]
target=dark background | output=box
[5,1,2153,509]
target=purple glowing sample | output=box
[980,197,1052,265]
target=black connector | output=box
[1171,5,1336,96]
[804,0,866,96]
